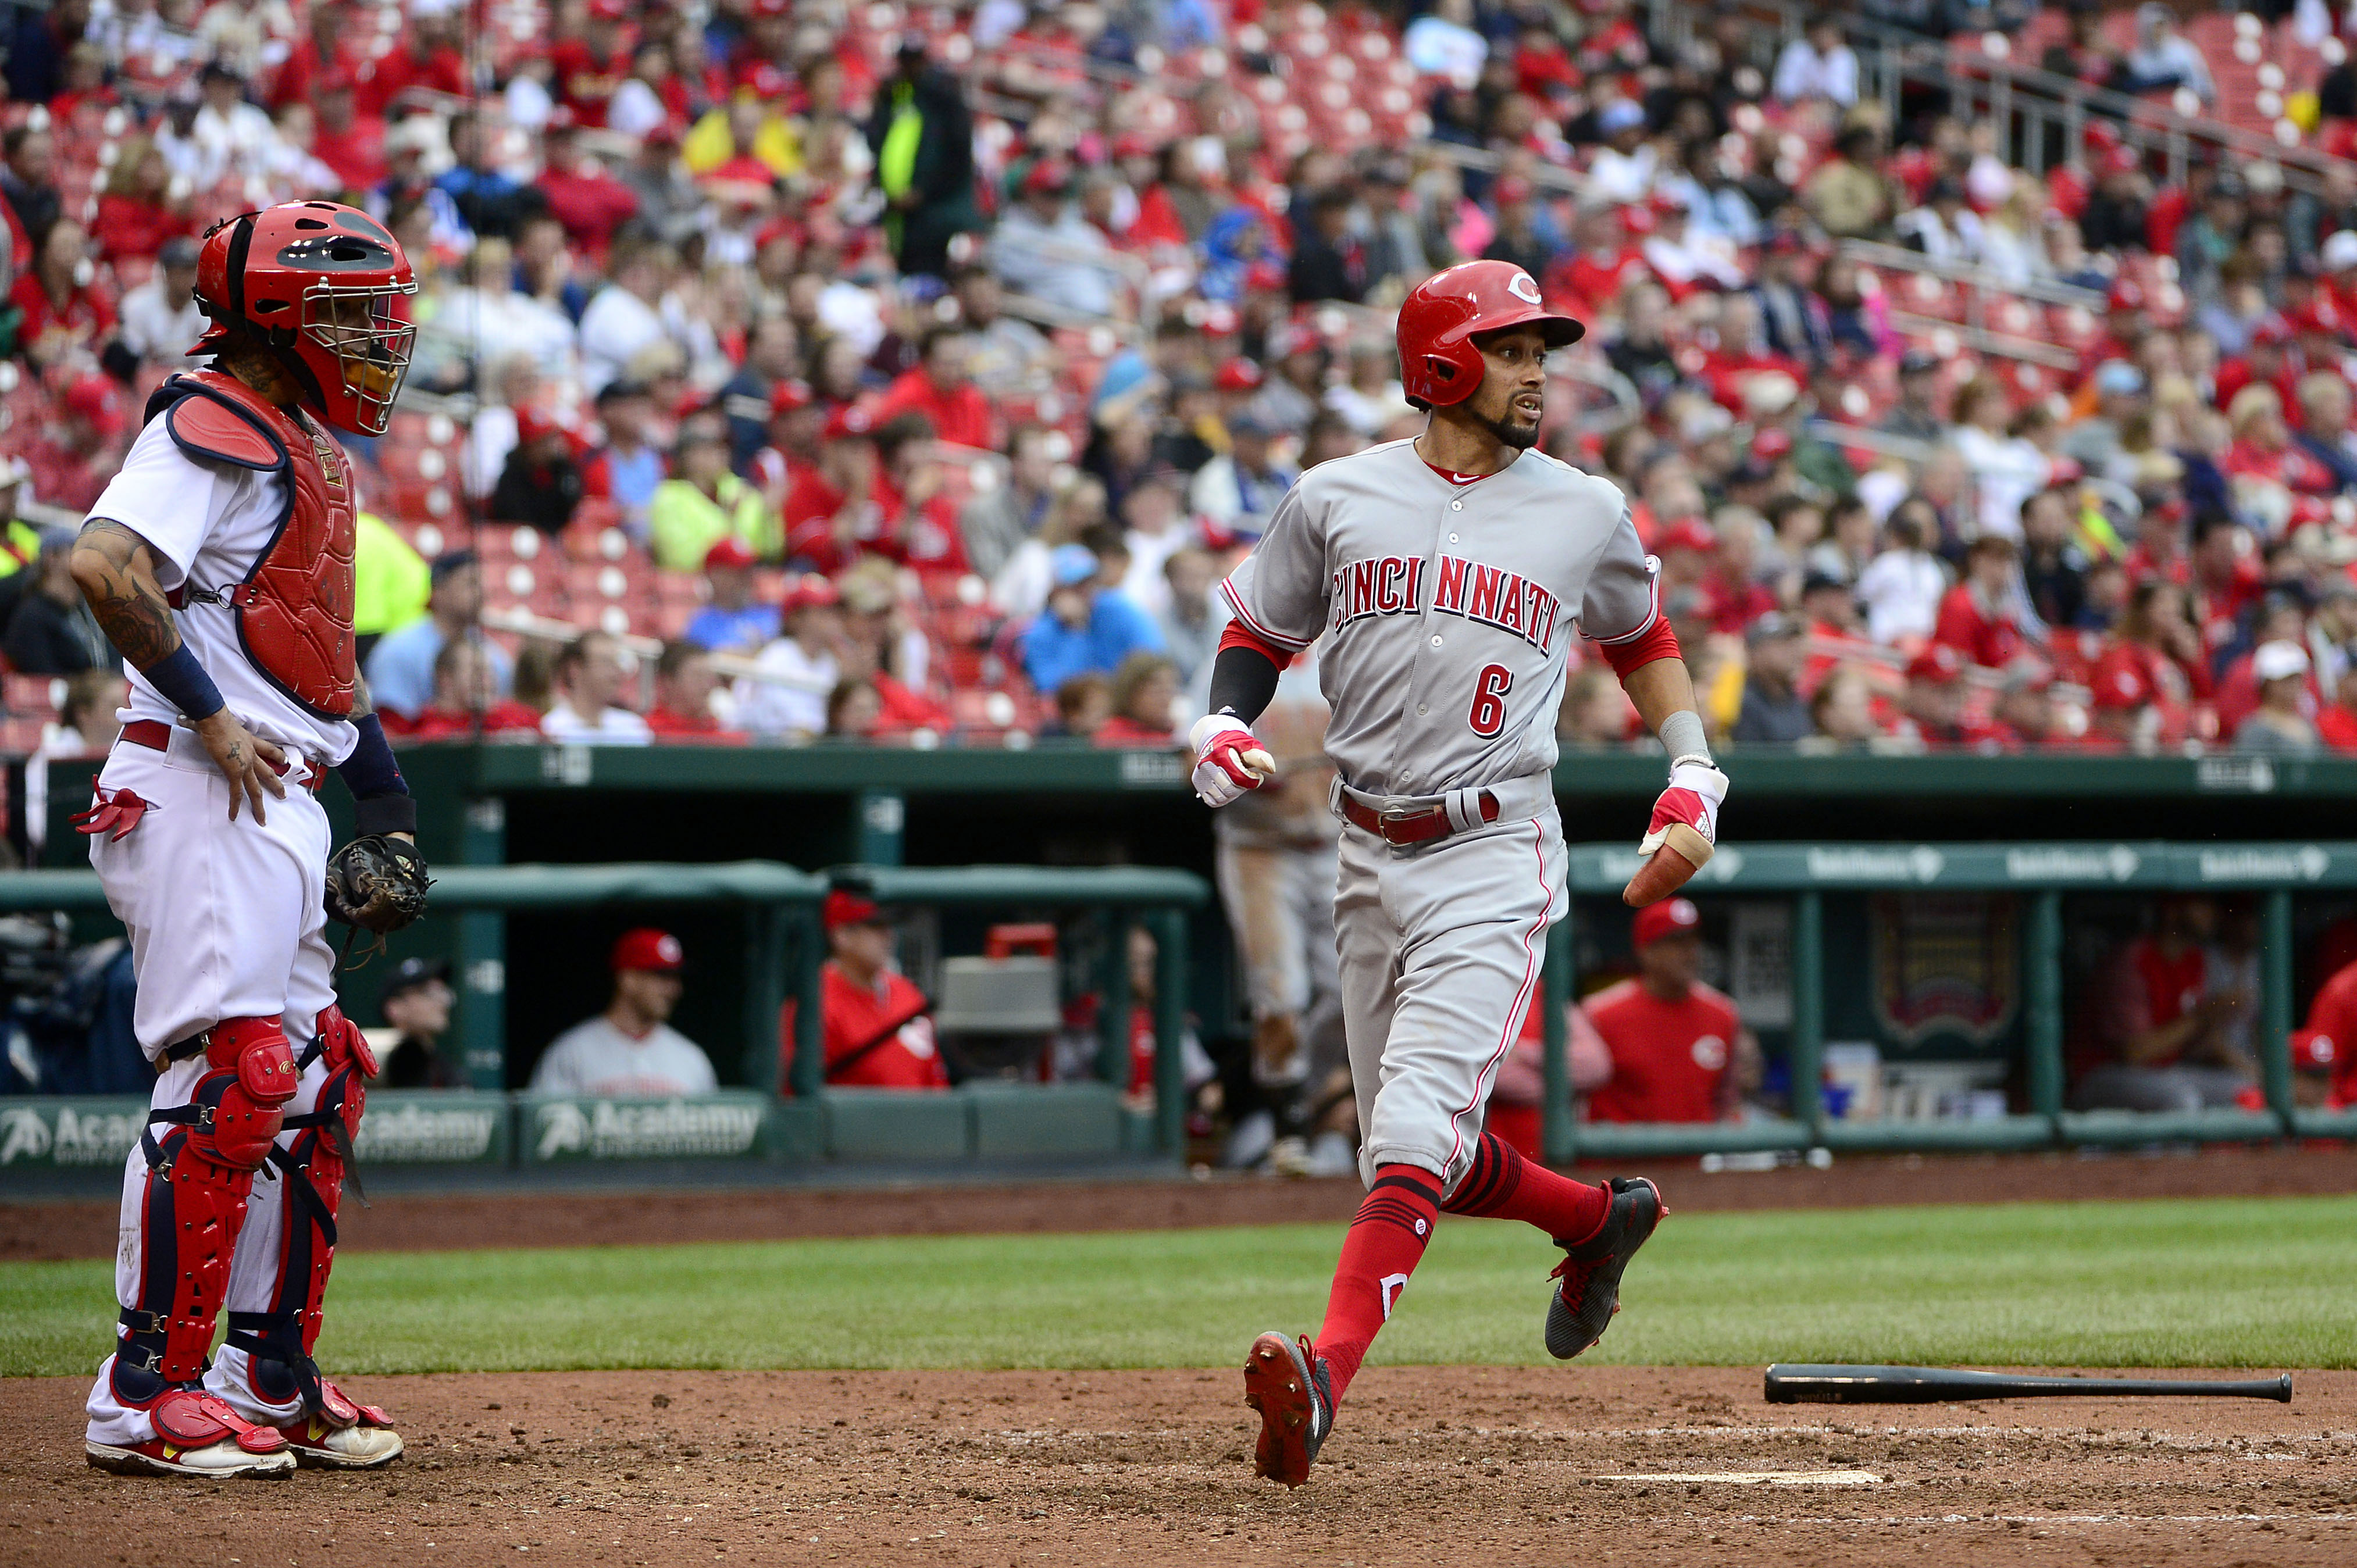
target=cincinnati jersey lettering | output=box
[1329,553,1563,652]
[1329,555,1427,631]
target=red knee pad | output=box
[198,1016,297,1168]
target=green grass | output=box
[5,1194,2351,1379]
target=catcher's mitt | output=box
[325,834,432,934]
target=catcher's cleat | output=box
[276,1377,404,1469]
[1545,1177,1666,1360]
[87,1388,294,1478]
[1243,1331,1333,1487]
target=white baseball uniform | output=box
[1218,437,1654,1189]
[80,415,361,1444]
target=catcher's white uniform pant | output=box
[80,728,340,1444]
[1333,781,1566,1192]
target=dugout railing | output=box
[1543,841,2357,1163]
[0,860,1210,1177]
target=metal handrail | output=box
[1839,238,2108,311]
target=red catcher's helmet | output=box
[190,201,418,437]
[1396,259,1584,409]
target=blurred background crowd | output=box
[6,0,2357,760]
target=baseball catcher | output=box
[1193,260,1726,1485]
[73,202,424,1477]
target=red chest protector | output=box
[148,370,357,719]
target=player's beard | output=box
[1472,401,1543,451]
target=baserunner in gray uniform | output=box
[1190,260,1731,1488]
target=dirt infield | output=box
[6,1143,2355,1261]
[5,1366,2351,1567]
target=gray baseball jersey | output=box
[1215,437,1656,1190]
[1220,437,1656,799]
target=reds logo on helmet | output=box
[1395,259,1585,409]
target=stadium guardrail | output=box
[1543,841,2357,1162]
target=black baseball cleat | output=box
[1545,1177,1667,1359]
[1243,1331,1333,1487]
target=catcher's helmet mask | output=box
[192,202,418,437]
[1396,258,1585,411]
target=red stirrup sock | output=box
[1313,1163,1442,1405]
[1442,1132,1611,1246]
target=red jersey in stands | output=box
[797,962,948,1090]
[311,113,389,194]
[361,42,468,116]
[872,367,996,451]
[2299,959,2357,1106]
[871,673,951,737]
[1545,248,1646,320]
[395,701,548,741]
[1581,977,1739,1124]
[1932,581,2028,669]
[538,162,641,252]
[91,195,195,263]
[868,468,969,573]
[2224,436,2339,496]
[270,37,367,109]
[12,274,115,355]
[1700,346,1809,415]
[2319,702,2357,750]
[645,706,747,742]
[550,38,633,127]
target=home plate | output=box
[1592,1470,1885,1487]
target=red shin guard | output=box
[1313,1164,1442,1405]
[1442,1131,1610,1245]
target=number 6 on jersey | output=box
[1467,664,1513,736]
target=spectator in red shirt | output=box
[13,219,114,369]
[1094,652,1180,746]
[871,326,996,451]
[783,404,880,573]
[1933,534,2031,670]
[361,8,468,116]
[309,73,388,195]
[869,413,971,572]
[644,640,745,741]
[538,116,643,255]
[2318,664,2357,751]
[550,0,636,129]
[270,2,365,111]
[90,137,194,263]
[2188,510,2265,663]
[2076,895,2256,1111]
[1582,897,1758,1124]
[395,638,549,743]
[786,885,949,1091]
[2088,580,2209,747]
[22,372,124,512]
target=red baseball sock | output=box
[1313,1163,1442,1406]
[1442,1132,1610,1245]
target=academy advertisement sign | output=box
[0,1101,144,1169]
[350,1094,508,1165]
[523,1094,771,1162]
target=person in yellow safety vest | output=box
[650,422,779,570]
[0,454,48,630]
[865,38,982,280]
[354,510,432,662]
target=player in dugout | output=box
[1581,896,1761,1125]
[530,928,718,1098]
[780,881,949,1091]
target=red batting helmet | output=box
[1396,259,1584,409]
[191,201,418,437]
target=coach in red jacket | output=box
[1581,897,1759,1123]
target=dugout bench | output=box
[0,860,1210,1179]
[1542,841,2357,1163]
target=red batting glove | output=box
[1188,713,1275,808]
[1623,758,1728,906]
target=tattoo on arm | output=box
[72,519,181,671]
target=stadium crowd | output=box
[5,0,2357,759]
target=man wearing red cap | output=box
[530,928,717,1097]
[1932,534,2031,672]
[782,887,948,1091]
[24,372,127,513]
[735,574,842,737]
[683,537,780,653]
[1583,898,1755,1124]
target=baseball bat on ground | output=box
[1763,1364,2293,1404]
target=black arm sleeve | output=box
[1205,644,1283,726]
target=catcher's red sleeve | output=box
[1219,619,1297,669]
[1593,615,1681,679]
